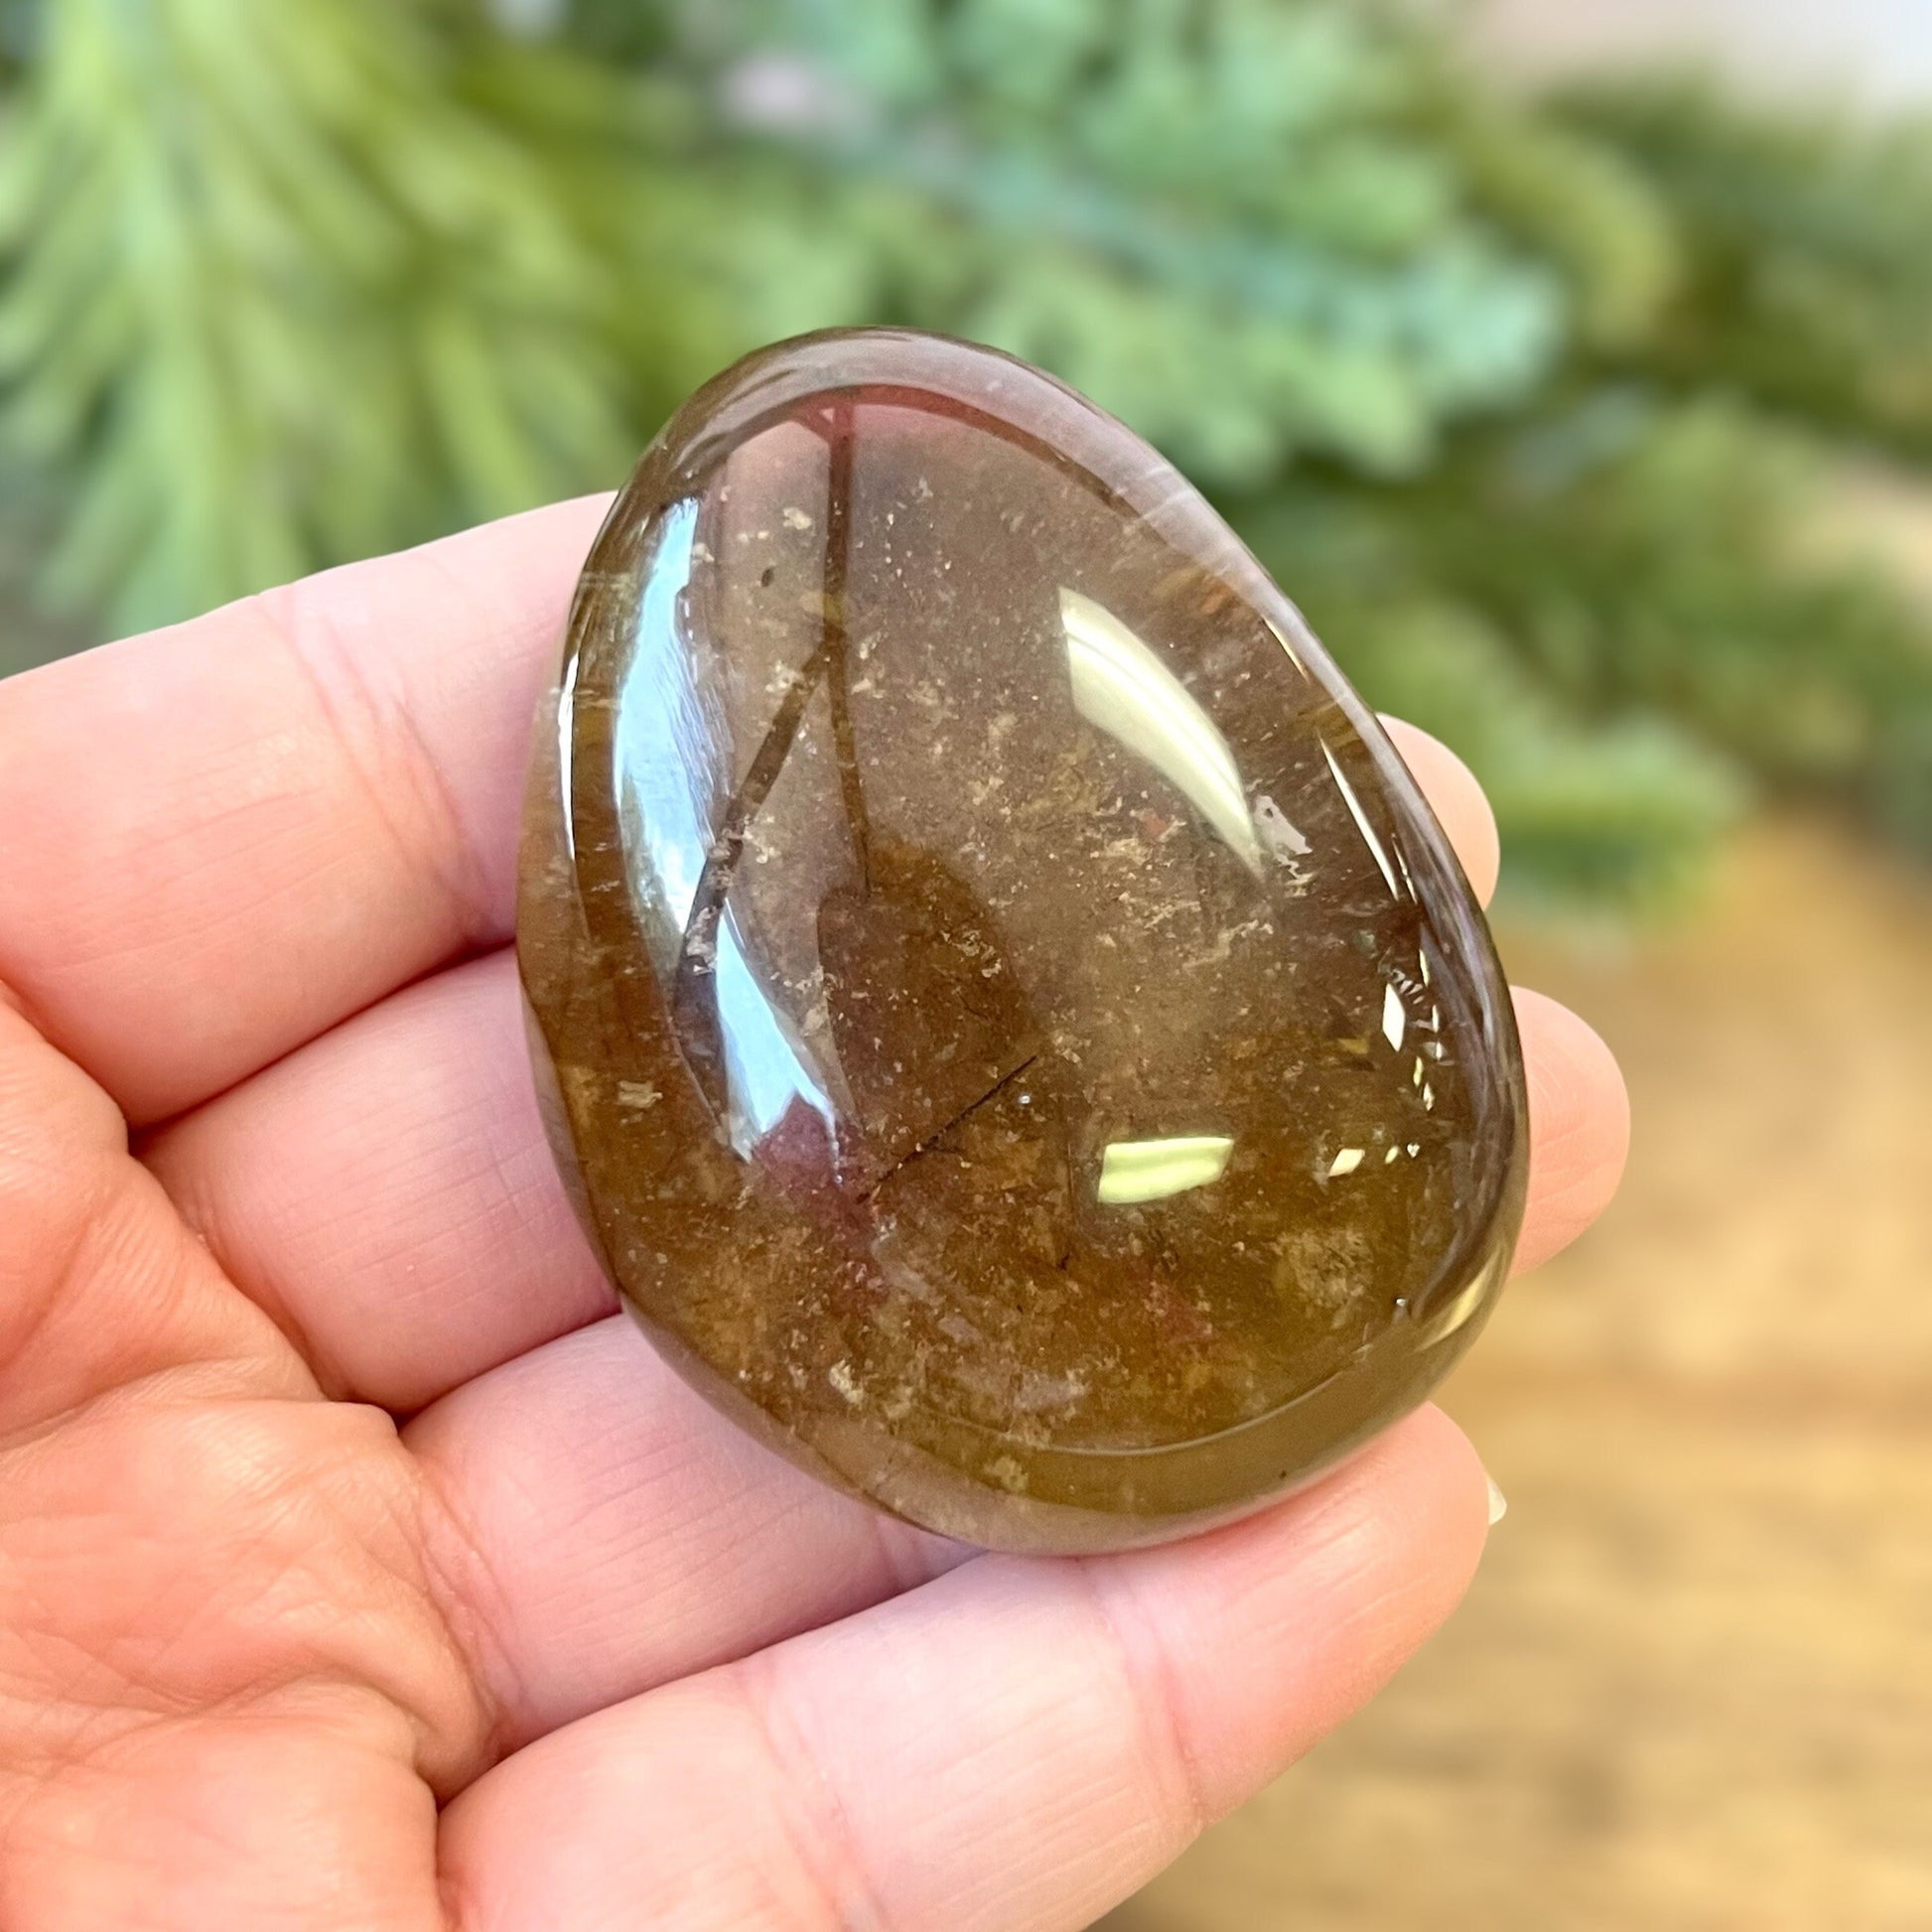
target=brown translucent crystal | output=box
[518,330,1528,1552]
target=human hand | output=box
[0,499,1627,1930]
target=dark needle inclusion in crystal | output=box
[517,329,1528,1553]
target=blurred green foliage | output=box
[2,0,1931,909]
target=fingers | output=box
[1381,717,1500,905]
[0,495,611,1126]
[1381,731,1630,1268]
[0,986,302,1435]
[407,1314,962,1752]
[1509,988,1630,1275]
[0,1010,488,1927]
[1378,724,1628,1271]
[1381,727,1629,1274]
[144,951,617,1411]
[437,1406,1487,1932]
[0,1710,446,1932]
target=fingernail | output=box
[1485,1473,1509,1526]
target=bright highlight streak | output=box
[1097,1136,1236,1204]
[1319,739,1402,898]
[1382,983,1406,1051]
[1062,588,1262,874]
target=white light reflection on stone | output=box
[1382,983,1407,1051]
[614,497,836,1153]
[1097,1136,1235,1204]
[1061,587,1263,875]
[1319,739,1403,899]
[555,646,580,865]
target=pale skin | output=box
[0,496,1629,1931]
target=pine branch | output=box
[1229,474,1746,913]
[8,0,1932,912]
[1235,386,1932,884]
[0,0,632,631]
[633,0,1570,481]
[1557,78,1932,460]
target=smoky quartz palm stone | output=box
[519,330,1527,1553]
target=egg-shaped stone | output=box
[518,329,1527,1552]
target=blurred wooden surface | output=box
[1107,819,1932,1931]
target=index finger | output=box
[0,495,611,1123]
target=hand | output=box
[0,499,1627,1930]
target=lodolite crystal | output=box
[518,329,1528,1552]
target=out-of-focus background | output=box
[2,1,1929,1924]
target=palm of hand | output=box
[0,500,1626,1931]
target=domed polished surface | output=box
[518,329,1527,1552]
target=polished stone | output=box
[518,329,1528,1552]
